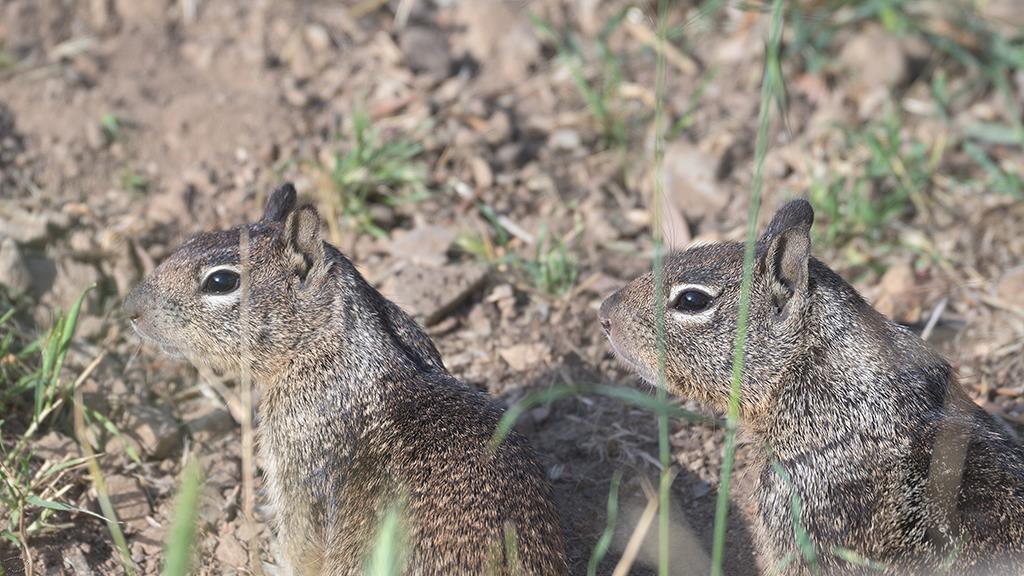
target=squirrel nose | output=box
[122,287,144,321]
[599,288,624,333]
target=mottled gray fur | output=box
[124,183,567,575]
[599,200,1024,575]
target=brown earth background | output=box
[1,0,1023,574]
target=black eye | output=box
[202,269,240,294]
[672,289,713,313]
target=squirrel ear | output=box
[283,205,324,281]
[263,183,298,223]
[764,225,811,317]
[760,199,814,243]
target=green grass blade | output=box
[365,504,405,576]
[162,458,203,576]
[710,1,786,574]
[587,469,623,576]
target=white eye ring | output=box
[200,266,242,301]
[668,283,718,319]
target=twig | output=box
[238,228,264,576]
[73,390,137,576]
[394,0,417,29]
[978,294,1024,318]
[920,297,948,342]
[612,476,661,576]
[623,10,698,76]
[452,180,535,245]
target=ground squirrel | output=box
[599,200,1024,574]
[123,184,567,575]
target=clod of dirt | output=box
[32,430,78,463]
[0,207,66,245]
[63,546,94,575]
[184,401,235,444]
[400,25,452,79]
[380,262,489,326]
[215,530,248,569]
[660,141,729,241]
[105,474,151,533]
[837,25,910,116]
[0,237,31,294]
[997,266,1024,308]
[122,404,182,460]
[500,342,552,372]
[872,262,923,324]
[455,0,540,87]
[42,258,101,319]
[387,224,459,267]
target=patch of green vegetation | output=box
[0,50,16,71]
[325,109,429,239]
[120,168,150,193]
[457,206,581,298]
[100,113,123,142]
[365,503,406,576]
[809,104,930,255]
[162,458,203,576]
[0,287,109,564]
[531,9,631,149]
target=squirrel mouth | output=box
[603,333,657,386]
[129,321,183,357]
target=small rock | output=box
[216,530,248,568]
[0,237,31,294]
[304,23,332,53]
[469,156,493,189]
[499,342,552,372]
[0,208,63,245]
[33,431,77,463]
[46,258,101,312]
[660,141,729,229]
[123,404,182,459]
[113,0,164,26]
[455,0,540,87]
[872,262,920,324]
[837,25,908,116]
[399,26,451,78]
[63,546,93,576]
[132,523,165,557]
[387,225,458,267]
[485,111,513,145]
[381,263,489,326]
[548,129,581,151]
[997,267,1024,308]
[184,402,235,444]
[105,474,150,532]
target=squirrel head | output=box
[599,200,815,416]
[123,183,332,379]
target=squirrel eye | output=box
[202,269,240,294]
[672,289,713,313]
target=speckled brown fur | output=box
[599,200,1024,575]
[124,183,566,575]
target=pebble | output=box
[399,26,452,79]
[387,224,458,268]
[105,474,151,532]
[123,404,182,459]
[380,262,489,326]
[0,237,31,294]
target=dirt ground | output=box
[1,0,1022,575]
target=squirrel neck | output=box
[754,260,955,461]
[264,248,445,402]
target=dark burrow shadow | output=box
[508,358,759,576]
